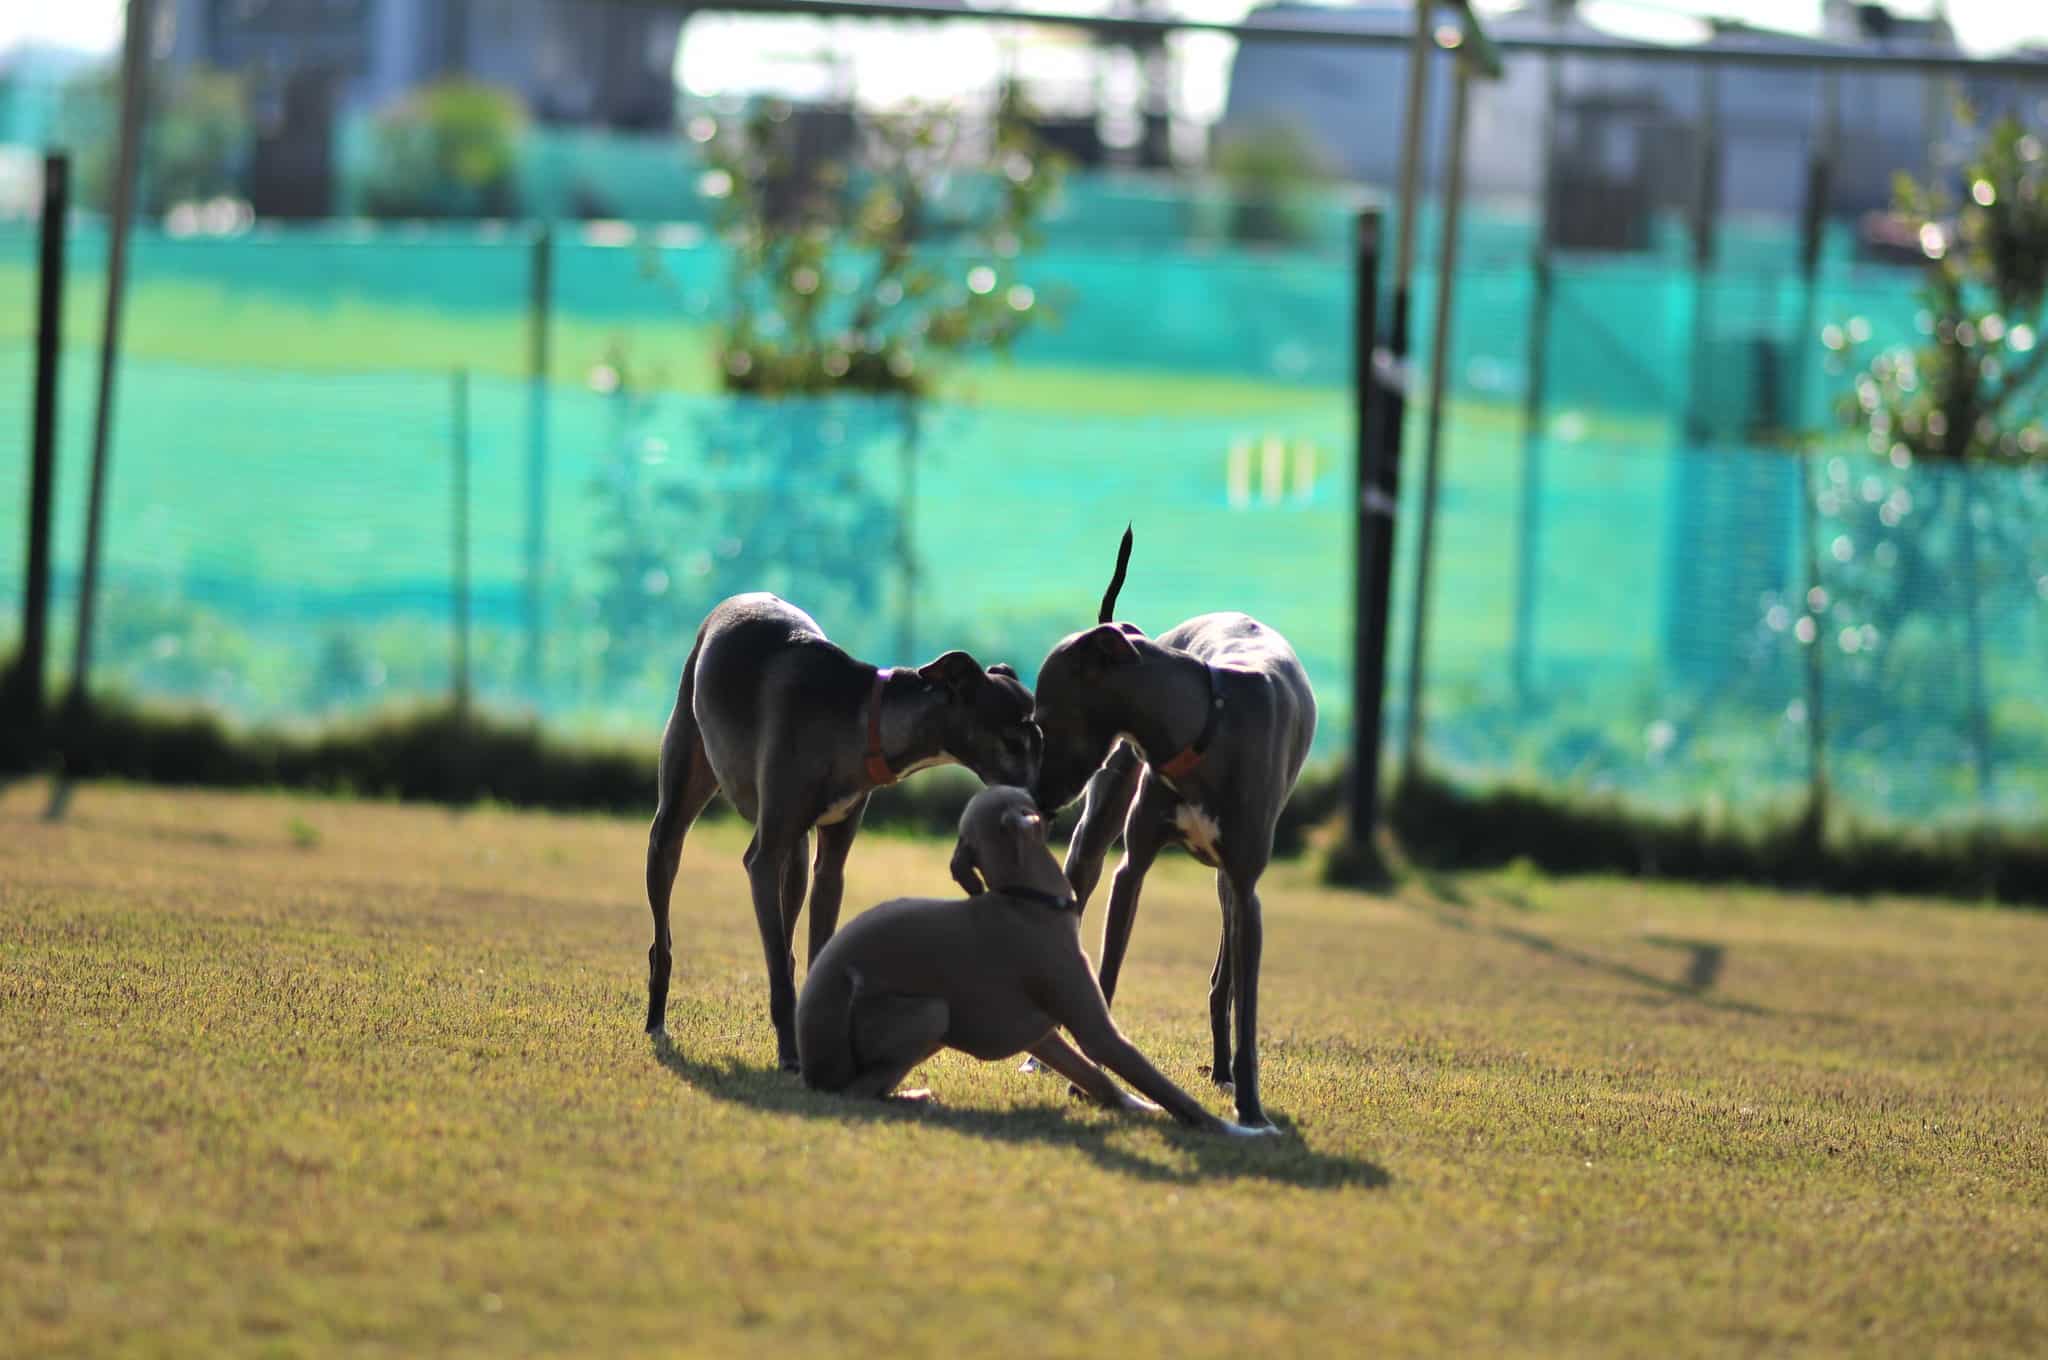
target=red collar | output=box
[865,668,896,787]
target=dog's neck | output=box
[1107,648,1215,774]
[985,843,1075,907]
[872,669,957,780]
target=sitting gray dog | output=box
[795,786,1273,1136]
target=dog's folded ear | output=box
[1083,624,1142,669]
[987,663,1018,679]
[918,650,988,700]
[949,841,986,896]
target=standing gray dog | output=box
[646,593,1039,1068]
[1029,531,1315,1129]
[796,786,1273,1136]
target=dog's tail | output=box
[1097,524,1133,624]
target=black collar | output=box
[997,883,1081,913]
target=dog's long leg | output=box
[1061,743,1141,911]
[1225,865,1269,1128]
[807,800,866,968]
[1207,879,1234,1092]
[645,648,720,1038]
[1096,785,1173,1008]
[780,829,811,961]
[744,820,806,1071]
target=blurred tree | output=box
[361,80,525,220]
[700,89,1064,396]
[1212,122,1331,248]
[1821,111,2048,800]
[1838,112,2048,467]
[593,90,1065,668]
[64,65,249,215]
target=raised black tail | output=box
[1098,524,1133,624]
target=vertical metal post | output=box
[1347,208,1385,848]
[524,225,554,697]
[1793,72,1839,819]
[1682,66,1721,447]
[897,398,920,662]
[63,0,155,724]
[12,153,68,723]
[1401,54,1474,778]
[451,368,473,714]
[1511,46,1560,707]
[1344,0,1434,852]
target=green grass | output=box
[4,781,2045,1355]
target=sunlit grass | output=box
[3,781,2043,1356]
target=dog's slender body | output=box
[1030,538,1315,1128]
[645,593,1038,1068]
[795,788,1271,1136]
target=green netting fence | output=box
[2,221,2044,825]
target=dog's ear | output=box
[1001,807,1045,840]
[1081,624,1142,669]
[918,650,988,701]
[949,841,986,895]
[987,663,1018,680]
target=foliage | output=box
[1818,113,2048,790]
[361,80,525,220]
[63,64,249,215]
[1211,121,1332,247]
[697,89,1065,396]
[1835,112,2048,467]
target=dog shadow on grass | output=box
[653,1038,1391,1192]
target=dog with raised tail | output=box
[1028,529,1316,1129]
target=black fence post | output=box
[10,152,67,727]
[1347,208,1395,854]
[524,225,554,698]
[452,368,473,715]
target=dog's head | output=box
[949,785,1053,895]
[919,651,1040,791]
[1029,622,1154,812]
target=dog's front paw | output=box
[1220,1119,1281,1138]
[1018,1055,1046,1075]
[888,1087,937,1105]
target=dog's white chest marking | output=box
[1173,804,1224,861]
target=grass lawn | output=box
[3,781,2044,1356]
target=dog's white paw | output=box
[1221,1120,1281,1138]
[1018,1055,1045,1074]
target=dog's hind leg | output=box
[646,641,721,1038]
[807,800,866,968]
[1206,885,1234,1093]
[745,816,809,1071]
[843,993,951,1100]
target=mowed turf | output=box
[3,782,2045,1357]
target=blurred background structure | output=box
[2,0,2046,835]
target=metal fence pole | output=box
[452,368,473,714]
[524,225,554,698]
[1401,53,1475,780]
[1511,47,1560,708]
[1347,208,1386,849]
[61,0,154,740]
[1341,0,1433,856]
[11,152,68,725]
[1793,73,1839,820]
[897,397,920,662]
